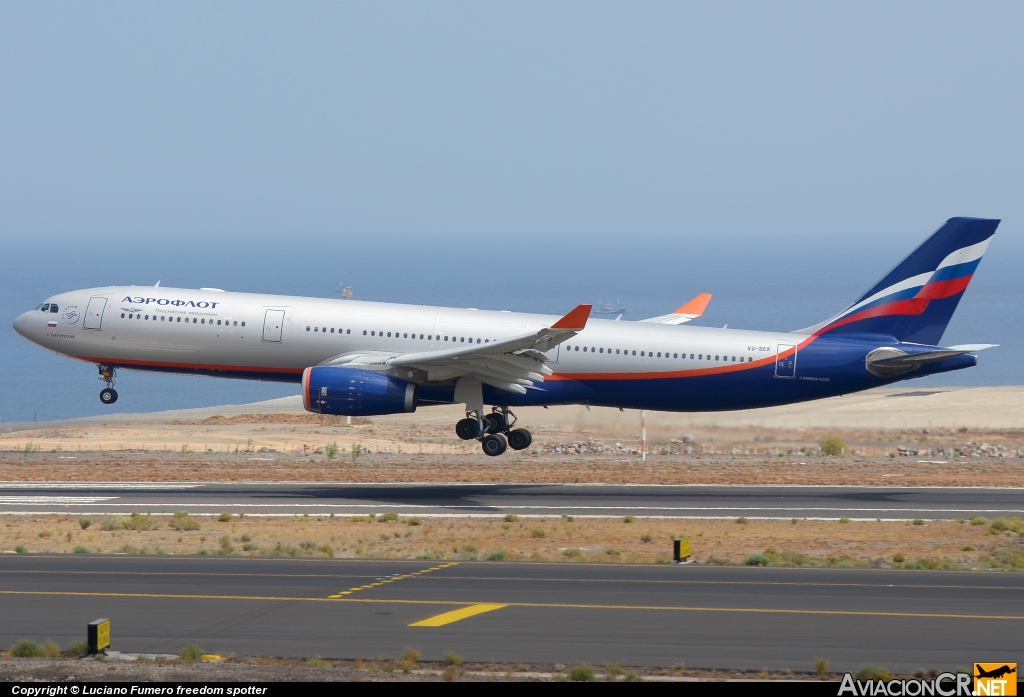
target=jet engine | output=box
[302,366,417,416]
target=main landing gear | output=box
[455,406,533,457]
[98,365,118,404]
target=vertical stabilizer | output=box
[801,217,999,342]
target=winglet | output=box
[551,303,593,330]
[673,293,712,317]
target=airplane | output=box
[13,217,998,456]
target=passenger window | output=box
[632,350,636,355]
[420,334,424,339]
[346,329,350,334]
[615,349,620,354]
[444,336,449,341]
[575,346,579,351]
[599,348,603,353]
[314,327,318,332]
[583,347,587,352]
[161,316,166,321]
[128,314,132,319]
[640,351,645,357]
[387,332,391,337]
[241,322,245,327]
[673,353,677,358]
[591,347,595,352]
[657,352,661,357]
[121,313,125,318]
[371,331,375,336]
[460,337,465,342]
[176,317,181,323]
[477,339,481,344]
[715,355,719,360]
[363,330,367,335]
[699,354,702,359]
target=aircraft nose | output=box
[12,311,32,338]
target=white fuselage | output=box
[14,286,795,383]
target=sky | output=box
[1,2,1022,423]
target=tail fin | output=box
[802,217,999,343]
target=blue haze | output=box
[1,3,1022,423]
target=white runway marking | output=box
[0,483,199,490]
[0,496,119,504]
[0,502,1017,514]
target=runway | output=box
[0,482,1021,520]
[0,555,1019,672]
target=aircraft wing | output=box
[640,293,712,325]
[322,304,593,394]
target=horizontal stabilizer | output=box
[865,345,994,378]
[641,293,712,325]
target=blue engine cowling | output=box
[302,366,417,416]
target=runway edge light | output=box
[87,618,110,655]
[673,537,691,564]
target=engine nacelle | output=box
[302,366,417,416]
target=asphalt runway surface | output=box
[0,555,1019,672]
[0,482,1021,520]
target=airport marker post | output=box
[673,537,691,564]
[88,618,110,655]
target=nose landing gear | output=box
[454,406,533,456]
[98,365,118,404]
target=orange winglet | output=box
[673,293,712,316]
[551,303,593,330]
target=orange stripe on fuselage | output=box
[70,355,304,375]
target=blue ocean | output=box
[2,232,1021,425]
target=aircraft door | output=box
[262,309,285,342]
[774,343,796,378]
[83,297,107,330]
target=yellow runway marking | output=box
[409,603,507,627]
[326,562,458,599]
[1,569,1020,593]
[0,589,1021,621]
[405,575,1024,592]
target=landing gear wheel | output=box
[484,412,506,434]
[100,388,118,405]
[508,428,532,451]
[455,418,479,440]
[481,433,507,457]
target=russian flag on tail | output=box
[802,217,999,344]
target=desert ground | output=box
[1,386,1022,568]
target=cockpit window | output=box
[39,304,49,312]
[50,305,59,313]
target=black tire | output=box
[484,412,506,434]
[455,418,478,441]
[481,433,507,457]
[508,428,532,451]
[100,388,118,405]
